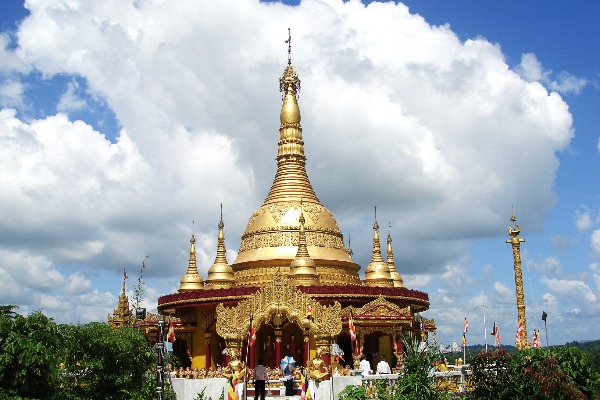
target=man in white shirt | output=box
[359,354,372,377]
[253,358,268,400]
[376,355,391,374]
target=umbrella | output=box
[280,356,296,374]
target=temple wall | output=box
[171,378,227,400]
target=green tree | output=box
[54,322,154,400]
[0,307,59,399]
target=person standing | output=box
[253,358,267,400]
[359,354,372,377]
[376,355,391,374]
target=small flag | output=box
[228,375,236,400]
[349,310,356,342]
[420,317,425,332]
[123,268,128,280]
[463,317,469,334]
[532,329,541,348]
[495,322,501,346]
[542,311,547,322]
[168,320,176,343]
[462,333,466,347]
[300,372,307,400]
[494,321,500,347]
[517,320,524,336]
[248,315,256,347]
[491,320,497,336]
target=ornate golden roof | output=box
[179,233,204,291]
[232,30,361,286]
[206,207,236,289]
[387,227,404,288]
[364,210,394,287]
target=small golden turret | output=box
[387,225,404,288]
[206,205,235,289]
[289,203,319,286]
[108,273,134,328]
[179,233,204,291]
[364,208,394,287]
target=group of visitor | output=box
[359,354,392,376]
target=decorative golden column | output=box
[507,212,529,350]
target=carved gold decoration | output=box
[507,212,529,350]
[307,350,330,382]
[342,297,412,323]
[215,271,342,344]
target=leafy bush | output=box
[469,347,600,400]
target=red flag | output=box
[349,310,356,342]
[123,268,128,280]
[168,320,176,343]
[495,323,501,346]
[248,315,256,347]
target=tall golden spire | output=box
[364,207,394,287]
[206,205,235,289]
[289,200,319,286]
[387,224,404,288]
[108,273,134,328]
[263,28,319,204]
[232,30,361,287]
[507,210,528,349]
[179,231,204,291]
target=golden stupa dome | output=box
[232,31,361,287]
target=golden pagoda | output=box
[158,30,433,374]
[108,276,134,328]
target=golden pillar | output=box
[507,212,529,350]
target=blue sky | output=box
[0,0,598,347]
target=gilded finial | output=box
[285,27,292,65]
[346,233,353,260]
[373,206,379,230]
[219,203,224,230]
